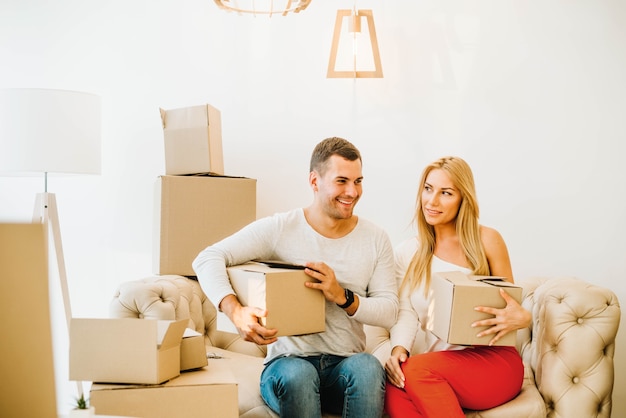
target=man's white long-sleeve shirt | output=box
[192,208,398,364]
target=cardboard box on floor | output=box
[0,224,57,418]
[70,318,187,384]
[154,175,256,276]
[427,271,523,346]
[90,361,238,418]
[160,103,224,175]
[218,262,326,337]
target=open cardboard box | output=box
[160,103,224,176]
[180,328,208,371]
[427,271,522,346]
[70,318,187,384]
[218,262,326,337]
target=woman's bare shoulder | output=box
[479,225,508,252]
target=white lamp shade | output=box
[0,88,101,175]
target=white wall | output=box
[1,0,625,415]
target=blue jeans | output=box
[260,353,385,418]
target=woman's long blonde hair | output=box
[400,156,490,295]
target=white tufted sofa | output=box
[110,275,620,418]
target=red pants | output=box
[385,346,523,418]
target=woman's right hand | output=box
[385,345,409,388]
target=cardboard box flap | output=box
[472,276,520,290]
[252,260,306,270]
[247,275,267,310]
[182,173,249,179]
[471,275,506,282]
[240,261,317,275]
[70,318,186,384]
[72,318,155,352]
[158,319,188,350]
[184,328,203,338]
[472,275,507,282]
[71,318,186,354]
[436,271,520,290]
[239,263,291,274]
[160,104,224,175]
[160,104,220,129]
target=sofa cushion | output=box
[204,347,273,417]
[464,363,545,417]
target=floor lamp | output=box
[0,88,101,401]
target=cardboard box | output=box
[0,224,57,418]
[219,262,325,337]
[90,362,238,418]
[180,329,208,371]
[160,104,224,175]
[153,175,256,276]
[70,318,187,384]
[427,271,523,346]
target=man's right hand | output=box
[220,294,278,345]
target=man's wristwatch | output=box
[337,288,355,309]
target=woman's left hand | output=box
[472,288,532,346]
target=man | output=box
[192,137,398,418]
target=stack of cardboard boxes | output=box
[154,103,257,276]
[70,317,240,417]
[69,103,328,417]
[69,103,257,418]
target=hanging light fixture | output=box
[327,8,383,78]
[213,0,311,16]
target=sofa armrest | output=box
[110,275,206,332]
[110,275,266,358]
[518,276,621,418]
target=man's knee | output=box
[266,357,320,389]
[344,353,385,385]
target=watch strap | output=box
[337,288,355,309]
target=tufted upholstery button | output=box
[577,318,584,324]
[573,376,580,384]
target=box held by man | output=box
[218,262,326,337]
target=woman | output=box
[384,156,531,417]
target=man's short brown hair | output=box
[309,137,362,174]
